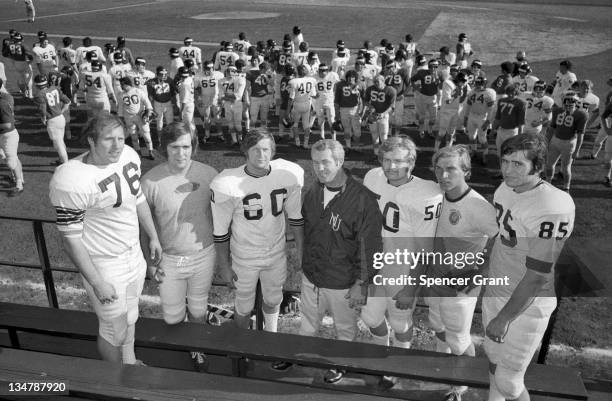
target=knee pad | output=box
[99,313,128,347]
[494,366,526,400]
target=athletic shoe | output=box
[323,368,346,384]
[378,375,399,390]
[7,187,24,197]
[442,389,462,401]
[191,351,209,372]
[270,361,293,371]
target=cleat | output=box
[323,368,346,384]
[7,187,24,197]
[190,351,209,372]
[442,389,462,401]
[378,375,399,390]
[271,361,293,371]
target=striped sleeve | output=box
[54,206,85,236]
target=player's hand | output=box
[392,287,415,310]
[41,118,47,126]
[148,238,162,266]
[485,315,509,343]
[148,265,165,283]
[345,282,367,309]
[94,281,118,304]
[220,266,237,289]
[480,121,489,132]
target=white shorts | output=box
[466,114,488,142]
[82,245,146,345]
[181,102,195,126]
[426,287,479,355]
[547,135,577,168]
[223,101,243,130]
[153,101,174,126]
[391,97,405,127]
[438,107,460,136]
[232,251,287,316]
[0,129,19,159]
[124,113,150,135]
[291,101,311,130]
[158,244,216,324]
[299,274,358,341]
[46,114,66,141]
[369,112,390,142]
[314,100,335,123]
[483,296,556,372]
[415,92,437,120]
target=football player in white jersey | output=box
[551,60,577,107]
[292,42,309,67]
[176,66,195,134]
[168,47,184,80]
[456,33,473,70]
[288,64,317,148]
[109,52,132,115]
[194,60,224,141]
[49,113,162,364]
[361,137,442,362]
[32,35,57,76]
[519,80,553,135]
[214,42,239,73]
[400,35,417,78]
[313,64,339,140]
[179,37,202,71]
[80,60,116,119]
[427,145,498,400]
[127,57,155,96]
[232,32,251,57]
[75,37,106,66]
[219,65,247,145]
[24,0,36,23]
[57,37,76,70]
[119,77,154,160]
[484,133,574,401]
[464,76,496,164]
[437,71,469,152]
[574,79,600,158]
[331,49,350,79]
[512,63,538,94]
[211,130,304,331]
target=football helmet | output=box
[395,49,407,61]
[428,59,439,69]
[563,91,579,106]
[156,66,168,80]
[267,39,276,48]
[416,55,427,66]
[113,51,124,63]
[86,51,98,62]
[518,63,531,75]
[116,36,126,45]
[104,43,116,53]
[119,76,132,88]
[282,114,294,128]
[471,59,482,69]
[62,36,72,46]
[474,76,487,90]
[184,58,195,69]
[37,30,47,39]
[318,63,329,77]
[169,47,180,57]
[336,39,345,49]
[13,33,23,42]
[184,37,193,45]
[83,37,92,47]
[298,41,308,52]
[450,64,459,73]
[345,69,358,85]
[282,40,292,53]
[135,57,146,72]
[332,120,344,132]
[34,74,48,88]
[296,64,307,77]
[285,64,296,76]
[533,80,546,97]
[505,83,519,97]
[455,72,467,83]
[91,60,102,72]
[235,59,245,71]
[224,42,233,51]
[178,66,190,78]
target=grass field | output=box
[0,0,611,383]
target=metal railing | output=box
[1,213,558,362]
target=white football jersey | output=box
[466,88,496,117]
[512,75,539,93]
[232,39,251,55]
[127,69,155,95]
[177,76,195,105]
[214,51,239,72]
[289,76,317,105]
[487,181,575,298]
[440,79,466,111]
[168,57,184,79]
[79,61,108,74]
[220,75,246,102]
[179,45,202,65]
[49,146,145,257]
[331,56,349,79]
[33,45,57,68]
[194,70,224,99]
[80,70,113,101]
[552,71,577,106]
[75,45,106,65]
[292,51,308,66]
[577,92,599,114]
[57,47,76,69]
[315,72,339,103]
[109,63,132,90]
[121,86,151,115]
[520,92,554,127]
[432,188,498,276]
[210,158,304,261]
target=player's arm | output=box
[602,104,612,135]
[136,195,162,265]
[573,111,588,158]
[104,74,116,104]
[285,174,305,271]
[34,94,47,124]
[59,92,71,114]
[210,185,237,288]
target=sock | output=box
[488,373,505,401]
[263,311,279,332]
[371,333,390,346]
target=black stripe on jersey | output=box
[288,218,304,226]
[526,256,553,274]
[214,233,230,243]
[55,207,85,226]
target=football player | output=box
[194,60,223,142]
[6,33,33,98]
[179,37,203,71]
[128,58,155,96]
[214,42,239,73]
[232,32,251,57]
[601,100,612,186]
[364,75,396,158]
[360,136,441,387]
[490,61,514,98]
[552,60,577,108]
[428,145,498,400]
[291,26,304,53]
[588,77,612,161]
[520,80,553,136]
[574,80,600,158]
[331,48,350,79]
[332,39,350,60]
[438,46,457,76]
[210,130,304,331]
[312,63,339,140]
[277,63,295,140]
[492,84,526,170]
[464,76,497,163]
[167,47,184,80]
[32,34,57,76]
[484,134,574,401]
[24,0,36,23]
[119,76,155,160]
[0,78,25,196]
[399,35,418,77]
[109,52,133,115]
[292,41,309,67]
[33,74,71,164]
[50,67,78,139]
[411,58,441,138]
[114,36,134,67]
[455,33,473,70]
[141,121,219,371]
[304,51,320,77]
[288,64,317,148]
[246,61,271,129]
[147,66,177,143]
[219,65,246,145]
[175,66,195,134]
[545,93,588,192]
[512,63,539,94]
[57,37,77,71]
[334,69,363,150]
[49,113,162,364]
[437,71,469,152]
[79,51,107,74]
[80,60,116,119]
[75,37,105,66]
[383,60,411,136]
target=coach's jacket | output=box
[302,172,383,290]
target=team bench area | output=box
[0,302,588,401]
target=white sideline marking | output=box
[2,2,163,23]
[553,16,587,22]
[16,32,337,51]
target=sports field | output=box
[0,0,611,384]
